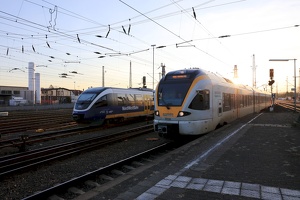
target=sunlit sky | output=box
[0,0,299,93]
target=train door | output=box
[146,98,150,114]
[144,95,151,114]
[233,89,238,120]
[218,99,222,117]
[212,88,222,118]
[236,94,240,118]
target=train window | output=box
[75,92,100,110]
[117,94,127,106]
[95,95,108,107]
[77,93,98,102]
[157,82,190,106]
[126,94,135,105]
[188,90,210,110]
[223,93,231,111]
[240,95,244,107]
[231,94,235,109]
[135,94,143,106]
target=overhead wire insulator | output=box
[46,35,51,48]
[192,7,196,19]
[122,26,127,34]
[46,41,51,48]
[128,19,131,35]
[77,34,81,43]
[128,24,131,35]
[106,25,110,38]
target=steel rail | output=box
[277,102,300,112]
[0,124,153,178]
[22,142,172,200]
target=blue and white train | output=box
[72,87,154,125]
[154,68,271,138]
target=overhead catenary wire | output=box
[1,0,298,89]
[0,0,246,58]
[118,0,228,65]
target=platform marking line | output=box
[250,124,292,128]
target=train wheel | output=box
[118,117,124,123]
[215,123,222,129]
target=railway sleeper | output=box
[131,161,144,167]
[85,180,100,187]
[99,174,114,181]
[48,195,64,200]
[123,165,136,170]
[68,187,85,195]
[111,169,125,176]
[22,142,173,200]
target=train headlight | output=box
[154,110,160,116]
[177,111,191,117]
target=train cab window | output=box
[188,90,210,110]
[158,83,190,106]
[126,94,135,105]
[117,94,128,106]
[75,92,99,110]
[95,95,108,107]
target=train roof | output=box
[165,69,206,79]
[165,68,233,85]
[165,68,268,94]
[82,87,154,93]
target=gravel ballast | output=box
[0,121,168,200]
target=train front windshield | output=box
[75,91,102,110]
[158,83,190,106]
[157,70,204,107]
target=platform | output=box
[86,111,300,200]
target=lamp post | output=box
[269,59,297,112]
[151,45,166,89]
[151,45,156,90]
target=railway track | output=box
[0,125,93,150]
[276,101,300,112]
[0,109,153,151]
[22,141,173,200]
[0,109,76,135]
[0,124,153,179]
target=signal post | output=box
[269,69,275,111]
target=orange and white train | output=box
[154,68,271,138]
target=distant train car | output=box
[73,87,154,125]
[154,68,271,138]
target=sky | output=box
[0,0,299,93]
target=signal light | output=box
[268,80,275,86]
[142,76,147,88]
[270,69,274,78]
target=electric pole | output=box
[252,54,257,88]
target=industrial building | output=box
[0,62,82,106]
